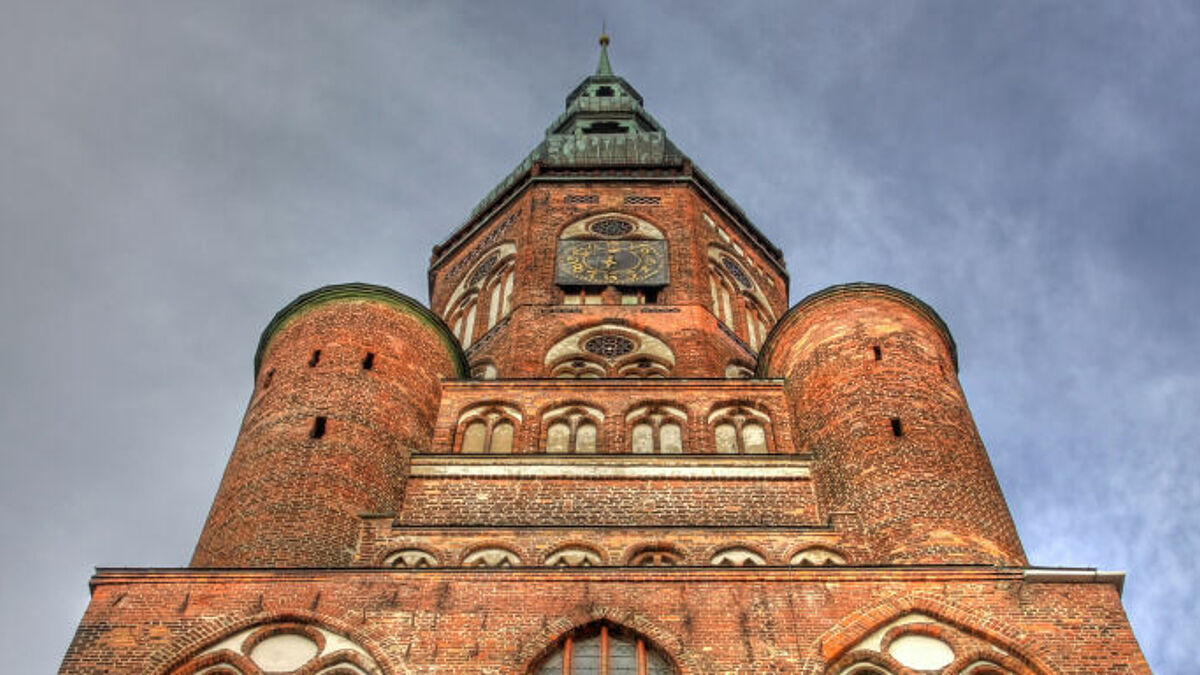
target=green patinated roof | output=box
[595,32,613,76]
[438,36,781,267]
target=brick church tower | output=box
[62,37,1148,674]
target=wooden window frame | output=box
[547,625,656,675]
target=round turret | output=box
[759,283,1026,565]
[191,284,467,567]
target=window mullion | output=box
[563,636,573,675]
[636,638,647,675]
[600,625,609,675]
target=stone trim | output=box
[408,455,812,480]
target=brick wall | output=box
[61,569,1149,674]
[190,292,462,568]
[761,284,1027,566]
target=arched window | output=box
[625,405,687,454]
[790,547,847,566]
[710,547,766,566]
[168,622,383,675]
[543,405,603,453]
[472,361,498,380]
[457,404,522,454]
[708,405,772,454]
[725,362,754,379]
[383,549,439,568]
[616,357,671,379]
[551,356,606,379]
[745,298,770,351]
[545,325,675,379]
[533,623,676,675]
[463,547,520,568]
[628,548,682,567]
[447,291,480,349]
[442,243,517,348]
[707,246,775,351]
[545,546,603,567]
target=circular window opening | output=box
[589,219,634,237]
[584,334,636,358]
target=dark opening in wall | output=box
[873,345,882,361]
[311,416,327,439]
[582,120,627,134]
[262,369,274,389]
[308,349,321,367]
[891,417,904,437]
[362,352,375,370]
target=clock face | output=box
[556,240,669,286]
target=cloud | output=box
[1,1,1196,670]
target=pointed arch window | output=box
[626,405,686,454]
[707,247,775,351]
[708,405,772,454]
[533,623,676,675]
[443,243,517,348]
[456,404,522,454]
[543,405,603,453]
[168,622,382,675]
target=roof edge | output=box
[253,283,469,378]
[757,282,959,376]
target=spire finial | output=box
[596,26,613,76]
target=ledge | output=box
[89,566,1052,590]
[1023,568,1126,596]
[408,454,811,480]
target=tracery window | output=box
[457,404,521,454]
[708,405,771,454]
[533,623,675,675]
[625,405,686,454]
[463,547,520,568]
[383,548,439,568]
[543,405,603,453]
[443,243,517,349]
[545,325,675,379]
[552,357,607,379]
[169,622,383,675]
[824,610,1039,675]
[616,358,670,379]
[628,548,682,567]
[790,547,846,566]
[707,246,775,351]
[710,547,766,566]
[545,546,603,567]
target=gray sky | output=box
[2,2,1196,671]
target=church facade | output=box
[62,39,1148,674]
